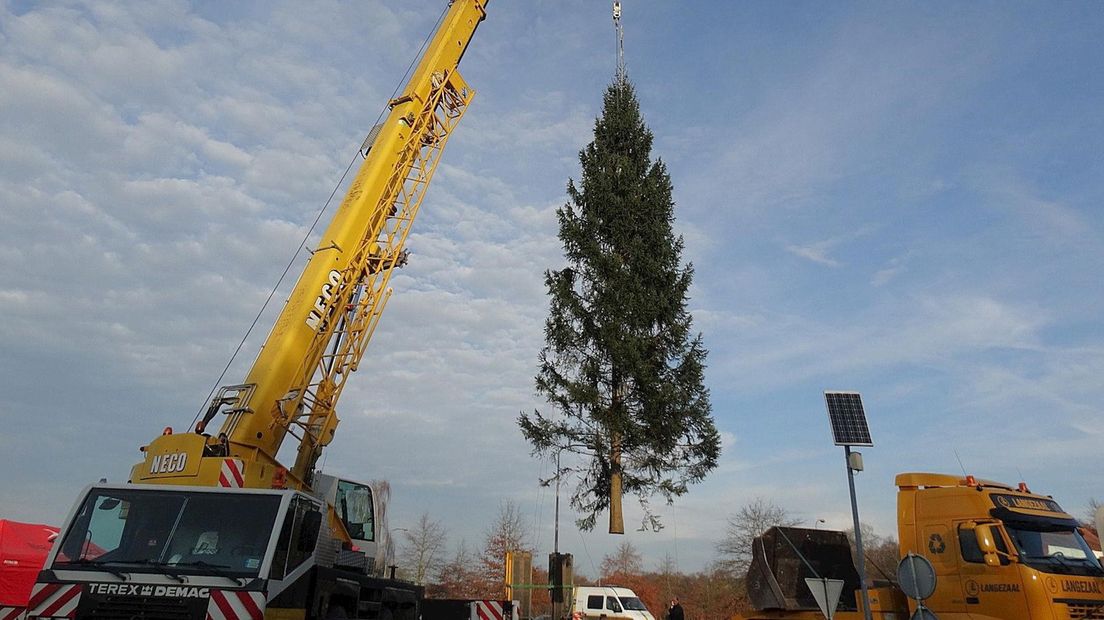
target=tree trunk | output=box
[609,432,625,534]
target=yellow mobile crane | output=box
[28,2,488,619]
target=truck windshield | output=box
[53,488,281,578]
[619,597,648,612]
[1005,524,1104,577]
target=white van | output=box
[571,586,655,620]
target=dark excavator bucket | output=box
[746,526,862,612]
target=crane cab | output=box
[28,483,337,619]
[314,474,392,575]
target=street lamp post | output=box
[552,449,564,620]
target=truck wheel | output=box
[326,606,349,619]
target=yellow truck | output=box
[739,472,1104,620]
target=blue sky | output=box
[1,0,1103,575]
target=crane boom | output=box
[33,6,492,618]
[130,0,488,491]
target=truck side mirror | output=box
[974,525,1000,567]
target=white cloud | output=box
[785,241,841,267]
[713,294,1049,392]
[2,1,1103,575]
[871,256,905,287]
[972,167,1098,245]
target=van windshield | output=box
[619,597,648,612]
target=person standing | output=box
[667,598,684,620]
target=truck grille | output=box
[1067,602,1104,620]
[81,594,195,619]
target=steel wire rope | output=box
[191,4,452,430]
[577,528,598,586]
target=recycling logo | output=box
[928,533,946,554]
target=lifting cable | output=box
[613,1,626,82]
[191,3,452,430]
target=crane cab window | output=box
[272,496,323,580]
[586,595,604,611]
[57,494,138,561]
[335,480,374,542]
[606,597,623,613]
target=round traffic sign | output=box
[897,553,937,600]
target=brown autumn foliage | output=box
[431,540,487,600]
[423,509,907,620]
[432,551,837,620]
[430,501,533,601]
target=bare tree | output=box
[601,541,644,579]
[1085,498,1103,527]
[435,540,484,599]
[717,498,800,577]
[845,522,899,583]
[398,512,448,586]
[479,500,533,595]
[655,552,678,577]
[371,480,396,576]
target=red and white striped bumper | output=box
[0,606,26,620]
[474,600,506,620]
[25,583,81,619]
[205,589,264,620]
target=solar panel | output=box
[824,391,873,446]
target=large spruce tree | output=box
[519,78,720,533]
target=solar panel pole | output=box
[845,445,873,620]
[824,391,874,620]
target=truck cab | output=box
[26,483,331,619]
[27,481,413,620]
[571,586,654,620]
[897,472,1104,619]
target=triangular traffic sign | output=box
[804,578,845,619]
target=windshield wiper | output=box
[170,560,244,585]
[57,558,129,581]
[1049,552,1103,575]
[1021,554,1076,573]
[110,559,188,583]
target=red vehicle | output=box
[0,520,58,619]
